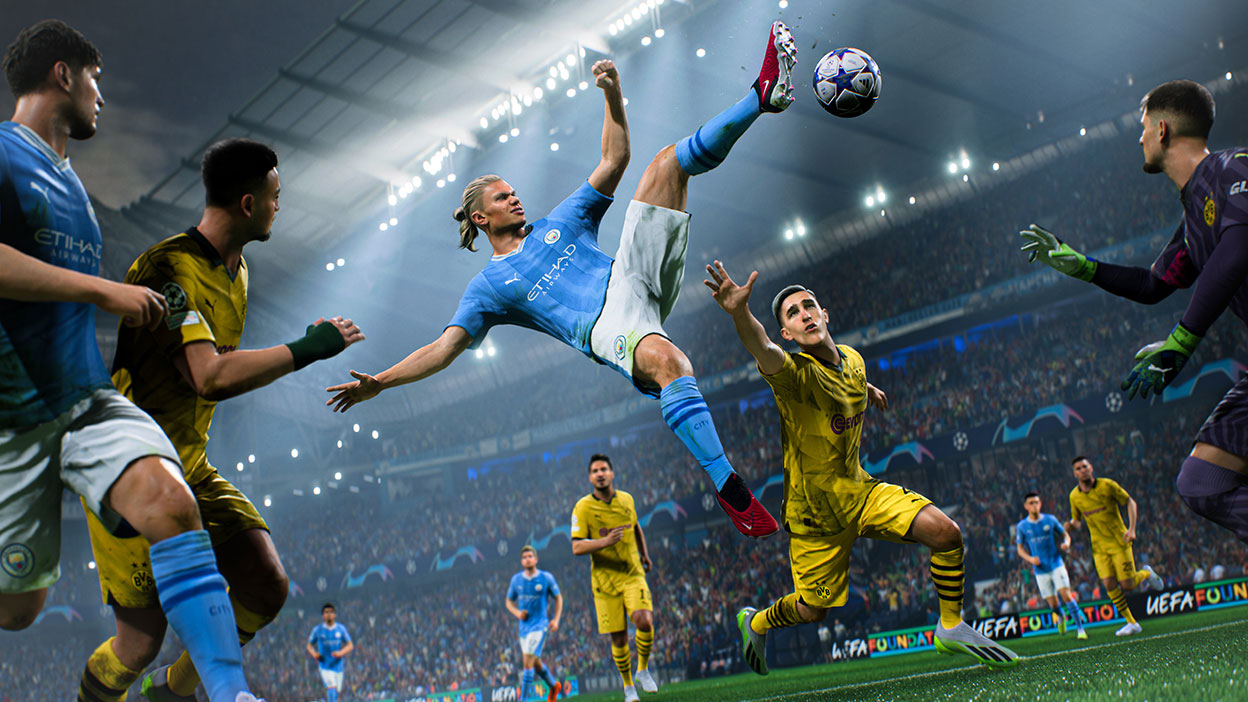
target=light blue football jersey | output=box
[0,122,111,428]
[507,569,561,635]
[1016,513,1066,574]
[309,622,352,672]
[447,181,614,356]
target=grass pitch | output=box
[576,607,1248,701]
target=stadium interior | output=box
[2,0,1248,700]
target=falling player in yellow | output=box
[571,454,657,702]
[704,262,1019,674]
[77,138,365,702]
[1065,456,1162,637]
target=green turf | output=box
[576,607,1248,701]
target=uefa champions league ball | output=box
[812,47,881,118]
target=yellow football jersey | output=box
[111,228,247,485]
[571,490,644,591]
[761,345,878,537]
[1069,478,1130,549]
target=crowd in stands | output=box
[267,292,1245,583]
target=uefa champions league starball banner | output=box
[825,576,1248,662]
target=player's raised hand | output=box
[326,370,382,412]
[704,260,757,316]
[97,280,169,330]
[592,59,619,90]
[866,382,889,411]
[320,315,366,348]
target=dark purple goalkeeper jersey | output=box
[1149,148,1248,331]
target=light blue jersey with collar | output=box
[0,122,111,427]
[309,622,351,672]
[1016,513,1066,574]
[507,568,560,636]
[447,181,614,355]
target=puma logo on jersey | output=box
[1230,180,1248,196]
[505,273,522,285]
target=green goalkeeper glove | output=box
[1019,224,1097,281]
[1121,323,1202,400]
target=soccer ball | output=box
[812,48,881,118]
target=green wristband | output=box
[286,321,346,370]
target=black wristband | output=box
[286,321,346,370]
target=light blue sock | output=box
[149,530,248,702]
[536,661,557,687]
[1066,600,1084,627]
[522,668,536,700]
[327,688,338,702]
[674,93,761,175]
[659,376,734,491]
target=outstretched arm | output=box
[704,261,785,375]
[586,60,630,197]
[326,325,471,412]
[179,317,363,402]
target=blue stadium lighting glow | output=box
[353,424,360,433]
[642,36,652,46]
[326,262,335,271]
[334,472,342,480]
[337,440,343,448]
[291,448,299,458]
[313,486,320,495]
[337,258,345,266]
[550,142,560,151]
[696,48,706,58]
[263,496,271,508]
[992,162,1000,171]
[248,454,255,463]
[1079,127,1087,136]
[372,430,380,439]
[236,462,244,472]
[947,162,958,174]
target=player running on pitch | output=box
[1020,79,1248,542]
[704,263,1019,672]
[0,20,262,702]
[327,23,802,538]
[505,546,564,702]
[306,603,354,702]
[77,138,364,702]
[1065,456,1162,636]
[572,454,657,701]
[1016,491,1086,639]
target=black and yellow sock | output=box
[931,546,965,629]
[635,627,653,671]
[751,592,803,635]
[78,638,141,702]
[1108,587,1137,624]
[611,642,633,687]
[167,592,276,696]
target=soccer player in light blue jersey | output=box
[505,546,564,702]
[329,22,801,538]
[306,603,354,702]
[1016,492,1086,639]
[0,20,260,702]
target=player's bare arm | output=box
[635,522,652,572]
[548,593,563,632]
[570,525,627,556]
[866,382,889,410]
[305,641,322,662]
[1124,497,1139,544]
[505,596,528,621]
[1016,543,1040,567]
[179,316,363,402]
[326,325,471,412]
[0,242,169,329]
[586,59,630,197]
[704,260,785,374]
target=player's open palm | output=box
[326,370,382,412]
[592,60,619,90]
[704,260,757,315]
[100,280,169,330]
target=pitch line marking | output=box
[742,618,1245,702]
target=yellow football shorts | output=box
[85,465,268,608]
[592,574,653,633]
[790,481,932,608]
[1092,542,1138,584]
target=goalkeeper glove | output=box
[1121,323,1201,400]
[1019,224,1097,281]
